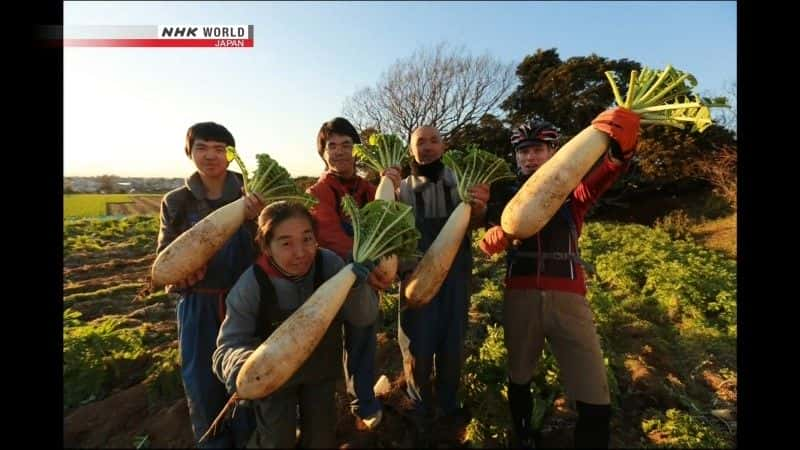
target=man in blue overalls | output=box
[396,126,490,443]
[156,122,264,448]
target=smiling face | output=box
[266,215,317,276]
[190,138,230,179]
[322,132,356,178]
[515,141,556,176]
[410,126,444,165]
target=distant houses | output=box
[64,176,183,194]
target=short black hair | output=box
[316,117,361,164]
[185,122,235,157]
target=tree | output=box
[636,124,736,183]
[98,174,118,193]
[692,145,737,209]
[501,48,641,137]
[343,42,515,143]
[446,113,513,164]
[359,126,380,145]
[691,83,737,209]
[504,48,737,214]
[711,80,737,137]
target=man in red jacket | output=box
[306,117,400,430]
[479,108,640,448]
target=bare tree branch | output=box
[342,42,515,143]
[692,145,737,209]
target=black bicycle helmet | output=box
[510,119,560,150]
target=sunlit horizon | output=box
[64,1,736,179]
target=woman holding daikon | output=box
[211,201,378,448]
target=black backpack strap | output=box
[173,187,195,228]
[331,184,343,216]
[313,250,325,289]
[332,180,370,213]
[254,251,325,341]
[414,190,425,215]
[443,183,454,212]
[360,181,371,206]
[409,190,425,238]
[557,199,580,247]
[253,264,278,341]
[557,200,588,277]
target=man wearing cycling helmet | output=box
[479,108,640,448]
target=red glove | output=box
[592,107,641,158]
[479,225,509,256]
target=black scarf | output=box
[517,169,533,184]
[410,158,445,182]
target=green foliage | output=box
[442,147,515,201]
[145,347,183,403]
[64,194,137,218]
[63,309,147,409]
[471,276,505,318]
[501,49,641,137]
[580,222,736,334]
[464,220,735,447]
[342,196,420,262]
[378,287,399,335]
[606,64,728,132]
[249,153,317,206]
[463,324,561,447]
[64,215,159,256]
[446,114,513,164]
[501,48,736,211]
[641,409,731,448]
[353,133,409,173]
[653,209,695,241]
[463,324,510,446]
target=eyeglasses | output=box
[325,141,353,152]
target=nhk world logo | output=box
[60,25,254,47]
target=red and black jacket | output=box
[306,171,376,260]
[486,154,627,295]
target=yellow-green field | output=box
[64,194,163,218]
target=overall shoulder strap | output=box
[253,265,278,341]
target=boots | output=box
[507,379,535,448]
[574,401,611,448]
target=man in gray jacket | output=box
[158,121,263,448]
[397,126,489,442]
